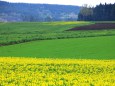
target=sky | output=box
[2,0,115,6]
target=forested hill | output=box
[78,3,115,21]
[0,1,80,22]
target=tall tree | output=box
[78,4,93,21]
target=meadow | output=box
[0,21,115,85]
[0,21,115,46]
[0,36,115,59]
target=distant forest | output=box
[78,3,115,21]
[1,1,115,22]
[0,1,80,22]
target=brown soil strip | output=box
[68,23,115,31]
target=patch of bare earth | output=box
[68,23,115,31]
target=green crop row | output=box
[0,21,115,46]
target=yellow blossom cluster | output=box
[0,57,115,86]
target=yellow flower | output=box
[0,57,114,86]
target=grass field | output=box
[0,21,115,85]
[0,36,115,59]
[0,21,115,46]
[0,21,90,45]
[0,57,114,86]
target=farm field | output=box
[0,21,91,46]
[0,21,115,46]
[0,21,115,86]
[69,23,115,30]
[0,36,115,59]
[0,57,115,86]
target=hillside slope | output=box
[0,1,80,22]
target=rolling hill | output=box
[0,1,80,22]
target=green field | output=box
[0,36,115,59]
[1,21,115,46]
[0,21,115,86]
[0,21,115,59]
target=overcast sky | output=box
[2,0,115,6]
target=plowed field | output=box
[68,23,115,30]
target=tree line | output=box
[78,3,115,21]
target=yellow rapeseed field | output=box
[0,57,115,86]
